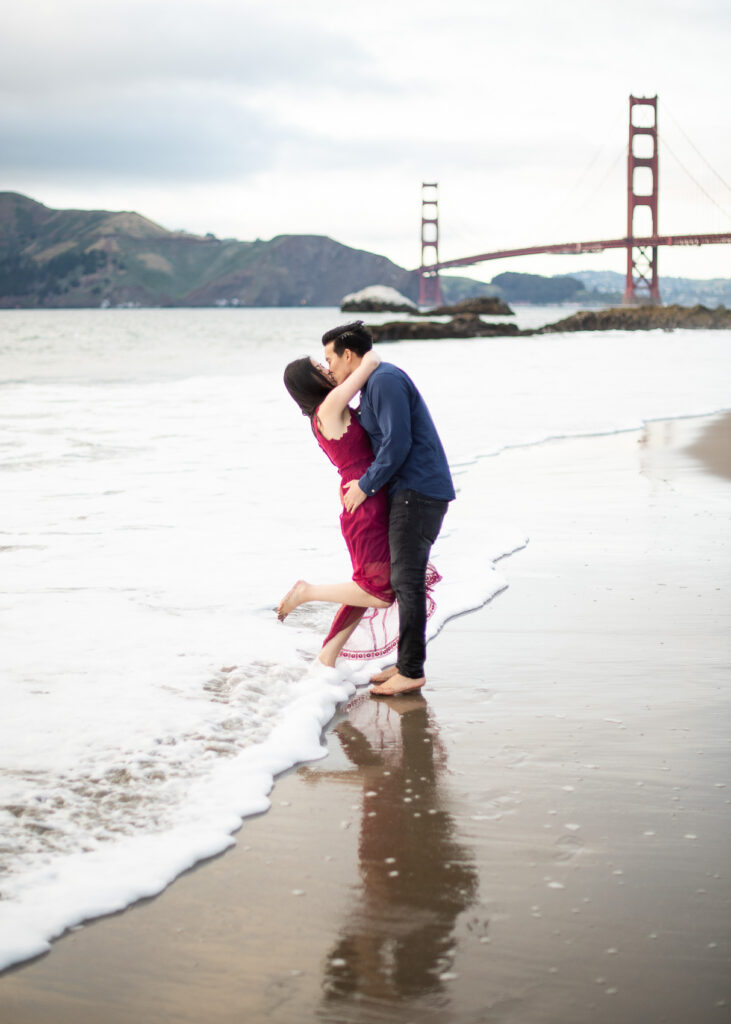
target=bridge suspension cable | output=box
[533,142,625,246]
[532,109,626,244]
[662,101,731,196]
[571,147,626,220]
[659,135,731,225]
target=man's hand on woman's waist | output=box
[342,479,367,514]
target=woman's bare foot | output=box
[370,673,425,697]
[369,665,398,684]
[277,580,307,621]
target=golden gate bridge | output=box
[418,96,731,307]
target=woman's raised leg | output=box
[277,580,390,621]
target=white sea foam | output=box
[340,285,417,309]
[1,307,729,970]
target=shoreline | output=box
[1,411,729,1023]
[685,411,731,480]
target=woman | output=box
[278,347,395,667]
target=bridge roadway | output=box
[420,232,731,272]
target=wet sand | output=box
[1,412,729,1024]
[686,411,731,480]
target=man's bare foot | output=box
[277,580,307,621]
[370,673,426,697]
[369,665,398,684]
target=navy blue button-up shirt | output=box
[357,363,455,501]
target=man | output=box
[322,321,455,696]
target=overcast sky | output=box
[2,0,730,279]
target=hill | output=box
[489,271,619,306]
[0,193,491,309]
[0,193,425,308]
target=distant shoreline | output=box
[2,192,730,311]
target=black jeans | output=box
[389,489,448,679]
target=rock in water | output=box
[425,296,514,317]
[369,314,524,342]
[341,285,417,313]
[537,304,731,333]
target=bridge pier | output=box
[623,96,661,305]
[419,182,442,307]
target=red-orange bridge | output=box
[418,96,731,306]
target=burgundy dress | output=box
[314,410,393,651]
[314,408,440,660]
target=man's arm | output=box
[356,372,413,498]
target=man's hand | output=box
[342,479,367,514]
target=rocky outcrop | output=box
[424,296,514,317]
[537,304,731,333]
[369,313,524,342]
[368,302,731,342]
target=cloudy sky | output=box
[2,0,730,279]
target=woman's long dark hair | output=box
[283,357,335,419]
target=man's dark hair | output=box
[283,357,334,419]
[321,320,373,357]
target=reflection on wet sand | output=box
[300,694,478,1019]
[639,411,731,484]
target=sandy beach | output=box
[1,411,729,1024]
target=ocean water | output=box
[1,306,729,971]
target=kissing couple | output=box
[278,320,454,697]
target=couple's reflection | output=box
[303,693,478,1015]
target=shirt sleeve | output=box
[358,372,413,496]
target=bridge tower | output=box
[419,182,442,307]
[623,95,660,305]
